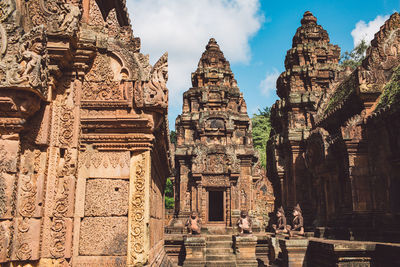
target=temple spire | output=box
[191,38,237,88]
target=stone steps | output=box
[205,260,238,267]
[207,241,233,248]
[205,234,236,266]
[206,254,236,261]
[206,235,233,241]
[206,247,233,254]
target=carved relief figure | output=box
[185,211,201,235]
[288,204,304,237]
[272,207,287,234]
[59,3,80,33]
[237,210,252,234]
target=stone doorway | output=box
[208,190,224,222]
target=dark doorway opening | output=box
[209,190,224,221]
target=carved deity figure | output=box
[60,3,80,33]
[185,211,201,235]
[287,204,304,237]
[237,210,252,234]
[272,206,287,234]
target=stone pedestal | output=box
[234,235,258,266]
[306,239,375,267]
[278,238,309,267]
[255,234,271,266]
[183,236,206,267]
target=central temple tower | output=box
[174,38,259,227]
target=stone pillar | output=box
[0,89,42,263]
[196,181,202,213]
[183,236,206,267]
[127,151,151,266]
[0,135,20,263]
[233,235,258,266]
[226,186,231,227]
[278,238,309,267]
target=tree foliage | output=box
[340,40,369,70]
[170,130,177,145]
[165,178,174,209]
[251,107,272,168]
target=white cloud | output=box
[351,14,390,47]
[260,68,279,96]
[126,0,264,109]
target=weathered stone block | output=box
[234,235,258,266]
[306,239,374,267]
[79,217,127,256]
[183,236,206,266]
[71,256,126,267]
[279,238,309,267]
[0,173,15,219]
[11,218,42,261]
[0,220,12,263]
[0,139,19,173]
[84,179,129,216]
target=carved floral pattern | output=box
[59,105,74,146]
[18,174,37,217]
[79,150,130,170]
[15,218,32,260]
[128,154,146,264]
[50,149,74,258]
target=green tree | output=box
[251,107,272,168]
[340,40,369,70]
[170,130,176,145]
[165,178,174,209]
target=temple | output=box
[0,1,400,266]
[172,38,269,227]
[165,38,274,266]
[266,11,400,266]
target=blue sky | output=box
[126,0,400,130]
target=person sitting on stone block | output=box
[287,204,304,237]
[237,210,253,234]
[272,206,288,234]
[185,211,201,235]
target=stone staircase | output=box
[205,234,237,267]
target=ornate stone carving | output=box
[50,148,75,258]
[58,105,74,146]
[79,150,130,170]
[18,173,37,217]
[0,0,13,23]
[0,145,13,172]
[82,54,123,101]
[0,25,48,97]
[15,218,32,260]
[134,52,168,110]
[206,154,224,173]
[202,175,229,187]
[28,0,80,35]
[128,153,146,264]
[0,173,6,217]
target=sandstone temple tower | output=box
[268,11,341,215]
[173,38,261,227]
